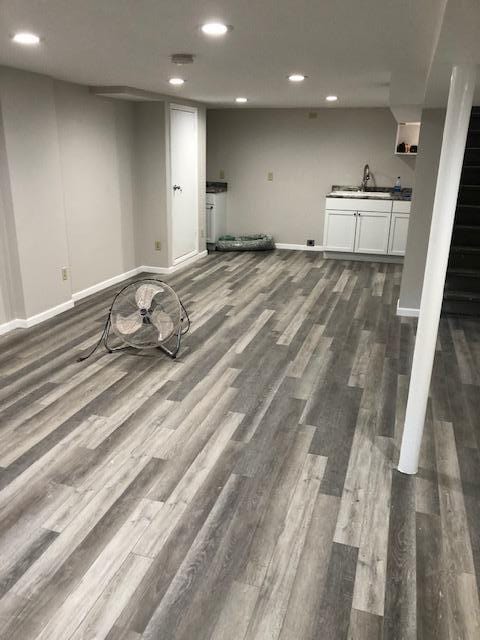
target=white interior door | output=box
[170,105,198,263]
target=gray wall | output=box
[398,109,446,310]
[0,111,24,322]
[133,102,169,268]
[207,108,416,245]
[55,81,137,293]
[0,67,72,318]
[0,66,206,326]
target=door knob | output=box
[173,184,182,192]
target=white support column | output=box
[398,64,477,475]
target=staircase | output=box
[444,106,480,315]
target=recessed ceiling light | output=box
[169,77,185,86]
[12,32,40,45]
[288,74,306,83]
[326,95,338,102]
[235,97,247,103]
[201,22,229,36]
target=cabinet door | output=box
[324,210,357,252]
[206,204,214,242]
[388,212,409,255]
[354,211,391,254]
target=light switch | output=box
[267,172,274,181]
[155,240,161,251]
[61,267,68,281]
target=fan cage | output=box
[111,280,182,348]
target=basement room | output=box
[0,1,479,639]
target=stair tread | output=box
[454,224,480,230]
[457,204,480,209]
[447,267,480,277]
[444,290,480,301]
[450,245,480,253]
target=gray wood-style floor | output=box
[0,250,479,640]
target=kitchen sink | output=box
[329,190,392,199]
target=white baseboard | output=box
[1,299,75,336]
[396,300,420,317]
[72,267,140,302]
[275,243,325,252]
[0,319,23,336]
[139,250,208,275]
[0,251,211,337]
[23,300,75,327]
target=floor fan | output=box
[78,279,190,361]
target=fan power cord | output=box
[180,299,191,335]
[76,314,112,362]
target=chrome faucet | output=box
[361,164,370,191]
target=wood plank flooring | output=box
[1,250,480,639]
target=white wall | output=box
[0,65,206,329]
[398,109,446,310]
[133,102,169,268]
[55,81,136,294]
[0,116,24,323]
[207,108,416,245]
[0,67,72,318]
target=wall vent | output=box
[170,53,195,65]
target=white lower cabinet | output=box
[354,211,391,254]
[324,210,357,252]
[388,212,409,255]
[324,197,410,256]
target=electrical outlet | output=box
[267,171,274,181]
[307,239,315,247]
[219,169,225,180]
[61,267,68,281]
[155,240,161,251]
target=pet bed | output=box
[216,234,275,251]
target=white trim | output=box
[396,300,420,317]
[0,252,210,336]
[275,243,325,252]
[1,299,76,335]
[173,249,198,266]
[0,319,23,335]
[72,267,140,302]
[23,300,75,327]
[139,250,208,275]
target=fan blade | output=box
[151,309,175,342]
[114,312,143,335]
[135,283,163,309]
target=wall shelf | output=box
[395,121,420,155]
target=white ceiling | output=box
[0,0,450,109]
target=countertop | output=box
[206,181,228,193]
[327,185,412,201]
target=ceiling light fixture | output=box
[326,95,338,102]
[12,31,40,45]
[235,97,247,103]
[288,74,306,82]
[201,22,229,36]
[169,77,185,86]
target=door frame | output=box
[168,103,199,266]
